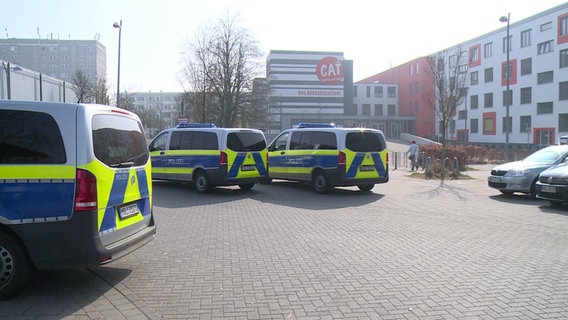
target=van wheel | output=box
[193,170,211,193]
[357,184,374,191]
[239,183,254,191]
[0,233,32,300]
[312,170,330,194]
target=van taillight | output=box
[338,151,346,166]
[220,151,228,166]
[75,169,97,211]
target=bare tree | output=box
[425,46,468,183]
[181,10,264,127]
[71,69,93,103]
[94,77,110,105]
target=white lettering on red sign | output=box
[316,56,344,85]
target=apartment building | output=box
[0,38,106,83]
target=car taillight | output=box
[338,151,346,166]
[220,151,228,166]
[75,169,97,211]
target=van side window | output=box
[169,131,191,150]
[268,132,289,151]
[313,132,337,150]
[149,132,169,151]
[345,132,386,152]
[0,110,66,164]
[191,132,218,150]
[291,132,314,150]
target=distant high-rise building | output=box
[0,38,106,83]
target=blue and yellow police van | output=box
[148,123,268,193]
[0,100,156,299]
[266,123,389,193]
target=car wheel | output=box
[529,181,538,198]
[193,170,211,193]
[357,184,374,191]
[0,233,32,300]
[239,183,254,191]
[312,170,330,194]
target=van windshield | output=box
[345,131,386,152]
[227,132,266,151]
[93,114,149,167]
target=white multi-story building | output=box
[447,4,568,148]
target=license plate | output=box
[360,165,375,172]
[541,185,556,193]
[118,203,140,220]
[489,176,501,183]
[241,165,256,171]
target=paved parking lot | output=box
[2,163,568,319]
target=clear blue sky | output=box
[1,0,566,92]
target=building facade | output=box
[363,3,568,151]
[0,38,106,84]
[266,50,409,138]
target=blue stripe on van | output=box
[0,179,74,222]
[252,153,267,176]
[228,153,246,178]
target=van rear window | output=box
[346,132,386,152]
[93,115,149,167]
[0,110,66,164]
[227,132,266,151]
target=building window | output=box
[483,113,496,135]
[470,71,478,85]
[537,102,553,114]
[366,86,371,98]
[520,116,531,133]
[560,114,568,132]
[502,116,512,133]
[353,86,357,97]
[374,86,383,98]
[520,87,532,104]
[374,104,383,116]
[387,104,396,116]
[541,21,552,31]
[560,49,568,68]
[458,110,467,120]
[537,71,553,84]
[470,118,478,133]
[484,67,493,83]
[537,40,553,54]
[503,90,512,106]
[414,82,419,95]
[501,61,513,82]
[484,93,493,108]
[387,87,396,98]
[502,35,512,53]
[521,29,531,47]
[362,104,371,116]
[409,84,413,96]
[560,82,568,100]
[521,58,532,75]
[484,42,492,58]
[561,15,568,36]
[470,95,479,109]
[469,45,481,67]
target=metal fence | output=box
[1,60,77,103]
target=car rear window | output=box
[92,114,149,167]
[0,109,66,164]
[227,132,266,151]
[345,131,386,152]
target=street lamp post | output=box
[1,61,12,100]
[113,20,122,107]
[500,13,511,161]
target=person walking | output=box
[406,140,419,171]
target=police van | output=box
[0,100,156,299]
[266,123,389,193]
[148,123,268,193]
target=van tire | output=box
[357,184,374,191]
[312,170,330,194]
[193,170,211,193]
[0,233,32,300]
[239,183,254,191]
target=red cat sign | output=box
[316,56,344,85]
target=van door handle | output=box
[160,151,165,155]
[280,151,285,155]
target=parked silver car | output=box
[488,145,568,196]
